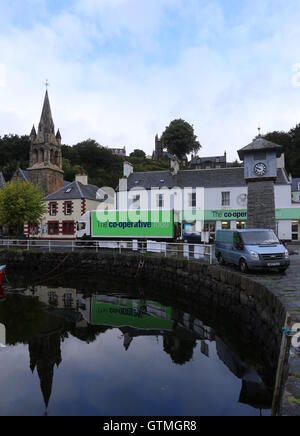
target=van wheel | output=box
[240,259,248,273]
[218,254,225,266]
[279,268,288,274]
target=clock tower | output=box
[238,133,283,232]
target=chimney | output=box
[76,174,88,185]
[123,161,133,178]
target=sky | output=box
[1,0,300,160]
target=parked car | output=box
[183,231,202,244]
[215,229,290,273]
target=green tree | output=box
[0,135,30,180]
[264,130,298,176]
[161,119,201,159]
[0,181,46,235]
[130,149,146,159]
[62,140,123,188]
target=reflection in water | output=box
[0,284,274,416]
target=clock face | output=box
[254,162,267,176]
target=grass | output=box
[294,373,300,379]
[289,396,300,406]
[284,289,297,293]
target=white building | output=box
[117,160,300,241]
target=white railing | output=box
[0,239,215,264]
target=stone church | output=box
[27,90,64,196]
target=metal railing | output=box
[0,239,215,264]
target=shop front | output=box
[198,208,300,242]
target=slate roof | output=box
[45,180,101,201]
[17,168,70,187]
[292,178,300,192]
[18,169,28,181]
[39,90,55,134]
[0,172,5,189]
[238,137,282,160]
[127,167,290,190]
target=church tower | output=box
[28,89,64,196]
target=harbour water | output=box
[0,277,274,416]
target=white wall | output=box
[275,185,292,208]
[204,187,248,210]
[278,221,292,240]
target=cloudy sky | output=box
[1,0,300,160]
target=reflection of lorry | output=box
[76,210,180,240]
[215,229,290,273]
[90,295,173,330]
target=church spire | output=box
[38,90,55,136]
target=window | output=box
[157,194,164,208]
[222,222,230,230]
[49,203,57,216]
[236,221,246,230]
[48,291,58,307]
[64,201,72,215]
[63,221,75,235]
[48,221,59,235]
[203,222,216,240]
[292,221,299,241]
[222,192,230,207]
[189,193,197,208]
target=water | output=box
[0,279,274,416]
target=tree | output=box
[0,181,46,235]
[61,140,123,188]
[130,149,146,159]
[0,135,30,180]
[161,119,201,159]
[264,129,299,176]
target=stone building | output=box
[110,147,127,158]
[29,174,108,239]
[190,152,228,170]
[27,90,64,196]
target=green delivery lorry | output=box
[76,210,179,240]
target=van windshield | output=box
[241,231,279,246]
